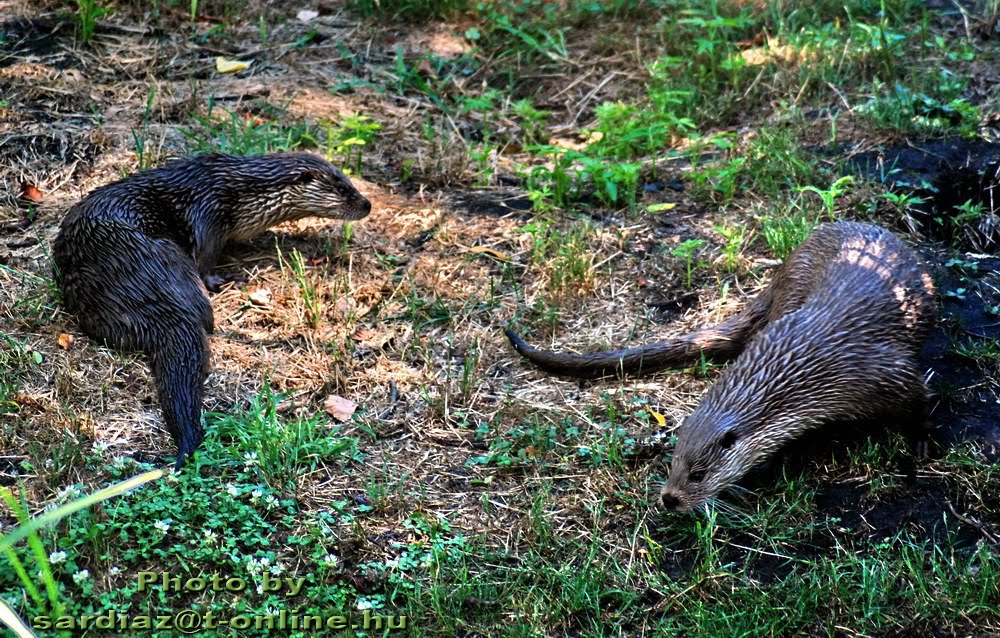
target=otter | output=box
[53,152,371,468]
[506,222,937,511]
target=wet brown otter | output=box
[53,152,371,468]
[506,222,937,511]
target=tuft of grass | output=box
[321,112,381,176]
[207,384,363,491]
[517,219,597,298]
[857,78,981,138]
[278,246,324,331]
[75,0,111,43]
[349,0,469,20]
[182,102,317,155]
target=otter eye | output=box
[719,431,738,450]
[688,470,705,483]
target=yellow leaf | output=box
[646,202,677,213]
[468,245,512,262]
[648,408,667,427]
[215,57,251,73]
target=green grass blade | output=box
[0,469,164,553]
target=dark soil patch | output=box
[0,18,81,70]
[922,254,1000,448]
[451,189,533,219]
[848,139,1000,252]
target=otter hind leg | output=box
[57,226,214,467]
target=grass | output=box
[2,0,1000,636]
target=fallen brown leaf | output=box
[57,333,75,350]
[248,287,272,306]
[324,395,357,422]
[20,183,44,203]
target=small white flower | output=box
[72,570,90,584]
[321,553,340,567]
[260,557,270,567]
[256,583,264,595]
[251,489,264,500]
[226,485,239,497]
[356,598,373,611]
[57,485,82,501]
[204,530,218,542]
[49,551,67,564]
[109,566,121,576]
[243,452,259,467]
[154,520,171,533]
[264,495,279,507]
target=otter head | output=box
[659,411,764,513]
[273,152,372,221]
[224,152,372,229]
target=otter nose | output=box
[361,198,372,214]
[660,491,681,510]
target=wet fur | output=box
[507,222,937,510]
[53,152,371,468]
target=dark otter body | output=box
[506,222,937,511]
[53,152,371,468]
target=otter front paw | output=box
[203,273,247,293]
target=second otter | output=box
[507,222,937,511]
[54,152,371,468]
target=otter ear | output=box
[719,429,738,450]
[296,170,317,185]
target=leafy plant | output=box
[798,176,854,218]
[857,77,981,137]
[715,224,748,272]
[75,0,111,43]
[183,103,317,155]
[322,112,381,175]
[0,470,164,635]
[672,238,707,288]
[209,385,363,490]
[762,207,820,260]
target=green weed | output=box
[322,112,381,175]
[278,247,324,331]
[517,219,597,297]
[183,102,316,155]
[858,77,981,138]
[715,224,749,272]
[350,0,469,20]
[75,0,111,43]
[761,206,821,260]
[208,384,363,491]
[672,238,707,289]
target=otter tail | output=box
[54,219,215,468]
[149,324,211,468]
[505,289,776,378]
